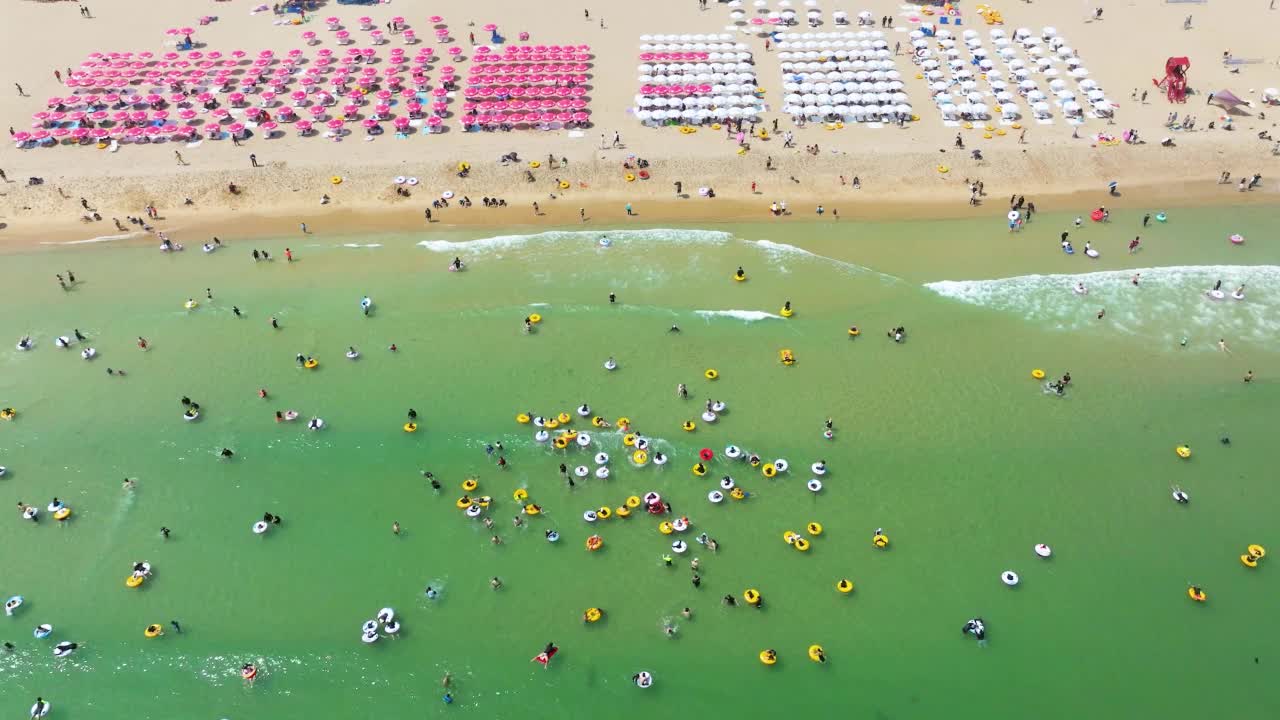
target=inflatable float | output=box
[81,347,97,360]
[4,595,22,616]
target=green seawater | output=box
[2,204,1279,719]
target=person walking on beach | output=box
[174,151,186,166]
[579,208,586,222]
[250,154,259,168]
[14,83,25,96]
[285,247,293,261]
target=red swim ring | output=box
[699,448,714,461]
[1089,209,1105,222]
[638,170,650,180]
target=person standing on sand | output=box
[250,154,259,168]
[579,208,586,222]
[174,151,185,166]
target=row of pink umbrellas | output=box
[476,44,590,54]
[461,86,588,99]
[469,99,588,111]
[464,112,591,125]
[467,75,589,86]
[470,64,592,74]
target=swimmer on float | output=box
[1232,285,1246,300]
[1073,282,1087,295]
[1172,486,1190,504]
[1084,242,1099,258]
[449,257,465,271]
[887,326,905,343]
[734,266,746,281]
[1206,280,1226,300]
[53,641,78,658]
[962,617,986,642]
[346,346,360,359]
[633,671,654,688]
[577,404,591,416]
[603,356,618,371]
[360,296,373,315]
[17,336,31,351]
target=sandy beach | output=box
[2,0,1278,246]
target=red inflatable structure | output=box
[1154,57,1190,103]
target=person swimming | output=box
[887,326,905,342]
[450,257,464,270]
[425,586,439,599]
[1213,279,1223,291]
[677,383,687,398]
[735,266,745,279]
[408,408,418,420]
[963,617,986,641]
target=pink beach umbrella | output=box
[178,109,197,121]
[325,17,341,30]
[309,105,328,119]
[227,122,245,135]
[303,31,318,45]
[427,115,443,130]
[13,131,32,142]
[403,30,417,44]
[259,120,279,137]
[326,118,344,131]
[359,16,373,29]
[211,107,231,121]
[429,15,443,23]
[91,128,111,140]
[296,119,313,134]
[393,116,411,129]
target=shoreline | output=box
[5,145,1278,251]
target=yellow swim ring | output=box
[1248,544,1266,559]
[591,416,605,427]
[529,161,540,168]
[783,531,798,544]
[704,369,718,380]
[616,417,631,428]
[513,488,529,501]
[626,495,641,508]
[584,607,603,623]
[982,133,993,139]
[1011,123,1022,130]
[659,521,674,535]
[597,506,611,520]
[54,507,71,520]
[873,534,889,549]
[304,359,318,369]
[780,308,793,318]
[743,588,761,605]
[544,419,560,430]
[711,123,722,130]
[455,496,472,509]
[516,413,531,424]
[837,579,854,594]
[682,420,696,432]
[1175,446,1191,459]
[553,437,569,449]
[794,538,811,552]
[762,463,777,478]
[759,649,777,665]
[624,173,636,182]
[144,624,163,638]
[0,408,15,420]
[997,129,1007,136]
[616,505,631,518]
[808,645,826,663]
[559,180,569,189]
[524,504,541,515]
[561,430,577,441]
[691,463,707,477]
[937,165,949,174]
[1031,369,1045,379]
[461,479,478,492]
[734,273,747,282]
[458,161,471,171]
[126,575,144,588]
[1242,554,1259,568]
[623,433,637,447]
[528,313,542,324]
[633,450,649,465]
[730,487,745,499]
[557,412,571,424]
[962,122,973,129]
[330,176,343,185]
[807,522,823,536]
[404,422,418,433]
[848,327,860,336]
[1188,586,1206,602]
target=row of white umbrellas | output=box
[782,61,899,73]
[636,107,761,121]
[637,95,760,108]
[640,34,737,42]
[641,72,758,84]
[778,30,885,40]
[639,43,749,53]
[640,62,755,73]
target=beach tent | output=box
[1208,89,1248,113]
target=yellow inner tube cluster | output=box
[679,126,696,134]
[704,369,719,380]
[682,420,696,432]
[1175,446,1192,459]
[584,607,603,623]
[1031,369,1045,380]
[762,463,777,478]
[873,534,890,549]
[837,579,854,594]
[404,422,418,433]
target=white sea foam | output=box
[745,238,898,280]
[695,309,784,322]
[340,243,384,248]
[40,232,143,245]
[925,265,1280,347]
[418,228,732,253]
